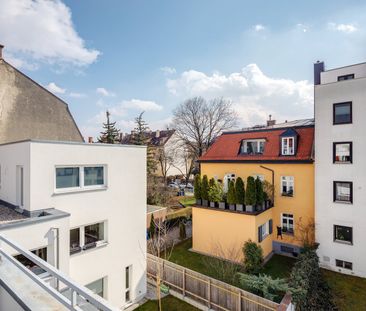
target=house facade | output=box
[315,61,366,277]
[193,119,314,261]
[0,140,147,308]
[0,45,84,144]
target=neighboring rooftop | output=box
[120,129,175,146]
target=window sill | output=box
[70,241,108,256]
[333,162,352,164]
[281,194,294,198]
[334,240,352,245]
[334,200,352,205]
[53,186,108,196]
[282,231,294,236]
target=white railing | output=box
[0,235,119,311]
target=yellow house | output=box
[192,119,315,261]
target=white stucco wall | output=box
[321,62,366,84]
[0,141,147,308]
[315,75,366,277]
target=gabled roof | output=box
[280,128,298,137]
[120,129,175,146]
[199,121,314,163]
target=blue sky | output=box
[1,0,366,138]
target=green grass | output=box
[135,295,199,311]
[166,207,192,220]
[262,254,296,279]
[322,269,366,311]
[179,196,196,207]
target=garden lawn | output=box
[135,295,199,311]
[179,196,196,207]
[262,254,296,279]
[322,269,366,311]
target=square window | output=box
[281,214,294,234]
[336,259,353,270]
[86,278,104,298]
[333,142,352,163]
[56,167,80,189]
[334,181,353,203]
[334,225,353,244]
[333,102,352,125]
[84,223,105,249]
[281,137,295,155]
[84,166,104,186]
[281,176,294,197]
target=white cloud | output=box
[253,24,265,32]
[166,64,313,127]
[296,23,309,33]
[160,66,176,75]
[69,92,86,98]
[328,22,358,33]
[96,87,115,97]
[46,82,66,94]
[0,0,100,68]
[122,99,163,111]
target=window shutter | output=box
[258,226,262,243]
[269,219,273,234]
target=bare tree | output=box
[172,97,238,159]
[295,217,316,248]
[157,147,175,184]
[172,142,195,184]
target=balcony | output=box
[0,235,119,311]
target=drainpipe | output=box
[260,165,275,206]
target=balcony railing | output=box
[0,235,119,311]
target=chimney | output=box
[0,44,4,60]
[88,137,93,143]
[266,114,276,127]
[155,130,160,138]
[314,61,324,85]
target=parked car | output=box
[168,182,180,189]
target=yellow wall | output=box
[192,207,273,261]
[192,162,314,261]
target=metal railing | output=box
[0,235,119,311]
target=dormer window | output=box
[240,139,265,154]
[280,128,298,156]
[282,137,295,155]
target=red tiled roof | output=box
[199,126,314,162]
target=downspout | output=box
[260,165,275,206]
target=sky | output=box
[1,0,366,139]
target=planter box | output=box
[209,201,216,208]
[202,199,209,207]
[229,204,235,211]
[246,205,254,212]
[236,204,244,212]
[218,202,226,209]
[196,199,202,206]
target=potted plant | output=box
[263,191,269,208]
[208,179,221,208]
[201,175,209,207]
[235,177,245,212]
[219,185,226,209]
[194,174,202,205]
[227,180,236,210]
[255,177,264,211]
[263,180,274,208]
[245,176,256,212]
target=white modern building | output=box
[315,61,366,277]
[0,140,147,308]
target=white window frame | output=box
[281,213,294,234]
[241,139,265,154]
[281,137,295,155]
[281,176,294,197]
[223,173,236,192]
[55,165,107,193]
[85,277,106,298]
[70,221,108,255]
[259,222,269,240]
[252,174,265,182]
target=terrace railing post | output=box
[182,268,186,296]
[208,279,211,309]
[238,290,241,311]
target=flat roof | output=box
[0,205,27,224]
[0,139,147,149]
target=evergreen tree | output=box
[194,174,202,200]
[227,180,236,205]
[98,110,120,144]
[235,177,245,204]
[130,112,157,175]
[243,239,263,274]
[245,176,257,206]
[255,177,264,205]
[209,177,216,188]
[149,213,156,238]
[201,175,209,200]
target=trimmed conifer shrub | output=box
[245,176,256,206]
[227,180,236,205]
[255,177,264,205]
[194,174,202,200]
[201,175,209,201]
[235,177,245,204]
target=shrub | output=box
[209,177,215,188]
[179,221,187,240]
[245,176,256,206]
[235,177,245,204]
[227,180,236,205]
[208,180,223,202]
[201,175,209,200]
[255,177,264,205]
[238,273,288,302]
[263,180,274,202]
[194,174,202,200]
[289,248,336,310]
[149,213,156,238]
[243,239,263,274]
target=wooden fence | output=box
[147,254,280,311]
